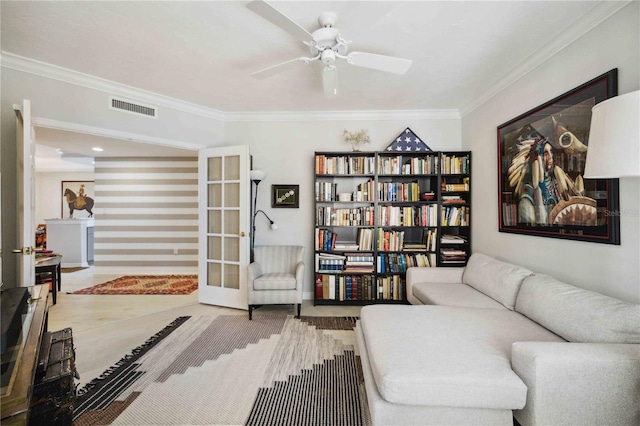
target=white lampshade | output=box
[584,90,640,178]
[250,169,267,182]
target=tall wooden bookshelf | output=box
[314,150,471,305]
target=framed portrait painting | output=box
[61,180,95,218]
[272,184,299,208]
[497,69,620,244]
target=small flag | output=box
[385,127,431,152]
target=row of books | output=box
[377,181,421,202]
[440,234,468,244]
[377,275,405,301]
[315,180,376,202]
[315,155,375,175]
[379,204,438,227]
[316,229,338,251]
[377,155,439,175]
[376,229,404,251]
[314,273,405,301]
[377,252,435,273]
[315,274,376,301]
[441,155,470,174]
[315,206,375,227]
[315,153,468,176]
[442,195,467,204]
[315,253,436,274]
[401,156,439,175]
[357,228,374,251]
[441,206,470,226]
[344,252,375,273]
[317,231,465,254]
[441,177,470,192]
[440,248,468,264]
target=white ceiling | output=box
[1,0,629,167]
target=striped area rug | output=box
[73,314,370,425]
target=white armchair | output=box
[247,245,304,320]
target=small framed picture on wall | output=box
[61,180,95,218]
[272,184,299,208]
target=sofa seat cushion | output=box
[253,273,296,290]
[359,305,564,409]
[516,274,640,343]
[412,282,507,309]
[462,253,533,310]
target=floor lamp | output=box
[584,90,639,178]
[250,170,276,260]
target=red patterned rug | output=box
[69,275,198,295]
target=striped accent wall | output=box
[94,157,198,273]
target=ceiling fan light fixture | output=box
[247,0,413,94]
[321,50,336,65]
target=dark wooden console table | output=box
[1,285,49,424]
[35,255,61,305]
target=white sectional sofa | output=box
[355,253,640,425]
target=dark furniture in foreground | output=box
[35,255,62,305]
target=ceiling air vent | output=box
[109,96,157,118]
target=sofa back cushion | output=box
[462,253,533,310]
[515,274,640,343]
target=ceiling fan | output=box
[247,0,413,97]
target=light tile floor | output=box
[48,268,362,388]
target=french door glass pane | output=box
[224,237,239,262]
[225,156,240,180]
[224,264,240,290]
[208,157,222,181]
[224,183,239,207]
[207,262,221,287]
[208,236,221,261]
[208,184,222,207]
[208,210,221,234]
[224,210,239,234]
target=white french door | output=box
[14,100,36,286]
[198,145,251,309]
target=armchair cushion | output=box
[254,273,297,290]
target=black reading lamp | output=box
[250,170,277,258]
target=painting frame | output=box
[497,69,620,245]
[61,180,95,218]
[272,184,299,208]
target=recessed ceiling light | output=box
[92,147,104,152]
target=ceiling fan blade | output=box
[323,66,339,97]
[251,57,308,80]
[346,52,412,75]
[247,0,312,42]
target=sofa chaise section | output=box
[357,253,640,425]
[357,304,563,425]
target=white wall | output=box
[36,171,95,224]
[1,67,225,149]
[225,118,461,298]
[463,2,640,303]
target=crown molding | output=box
[460,1,633,117]
[1,52,227,121]
[224,109,460,122]
[32,117,202,151]
[2,52,458,122]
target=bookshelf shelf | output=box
[314,150,471,305]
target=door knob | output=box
[12,247,34,255]
[239,232,246,237]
